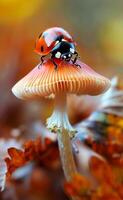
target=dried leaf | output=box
[5,137,59,178]
[0,138,22,191]
[64,173,91,199]
[76,77,123,167]
[90,157,115,186]
[5,148,26,176]
[64,157,123,200]
[92,184,121,200]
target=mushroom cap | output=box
[12,59,111,100]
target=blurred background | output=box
[0,0,123,199]
[1,0,123,127]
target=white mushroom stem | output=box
[47,110,76,137]
[57,129,77,181]
[46,94,77,181]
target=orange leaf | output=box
[92,184,121,200]
[5,137,59,177]
[64,173,91,199]
[5,148,26,175]
[90,156,115,187]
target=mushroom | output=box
[12,59,111,182]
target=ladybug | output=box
[35,27,80,69]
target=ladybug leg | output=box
[51,59,58,70]
[72,52,81,68]
[38,56,45,69]
[72,52,78,64]
[41,56,45,64]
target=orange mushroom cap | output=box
[12,59,111,100]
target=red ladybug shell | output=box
[34,27,75,56]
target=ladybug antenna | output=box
[38,32,42,38]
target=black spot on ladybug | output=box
[41,46,44,52]
[55,35,63,42]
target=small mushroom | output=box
[12,59,111,182]
[12,59,110,133]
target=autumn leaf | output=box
[91,184,121,200]
[64,157,123,200]
[5,137,59,179]
[64,173,91,199]
[90,156,115,186]
[0,138,22,191]
[5,148,26,176]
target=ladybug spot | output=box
[41,46,44,52]
[56,35,63,42]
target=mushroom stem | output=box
[57,128,77,180]
[46,94,77,181]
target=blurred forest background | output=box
[0,0,123,200]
